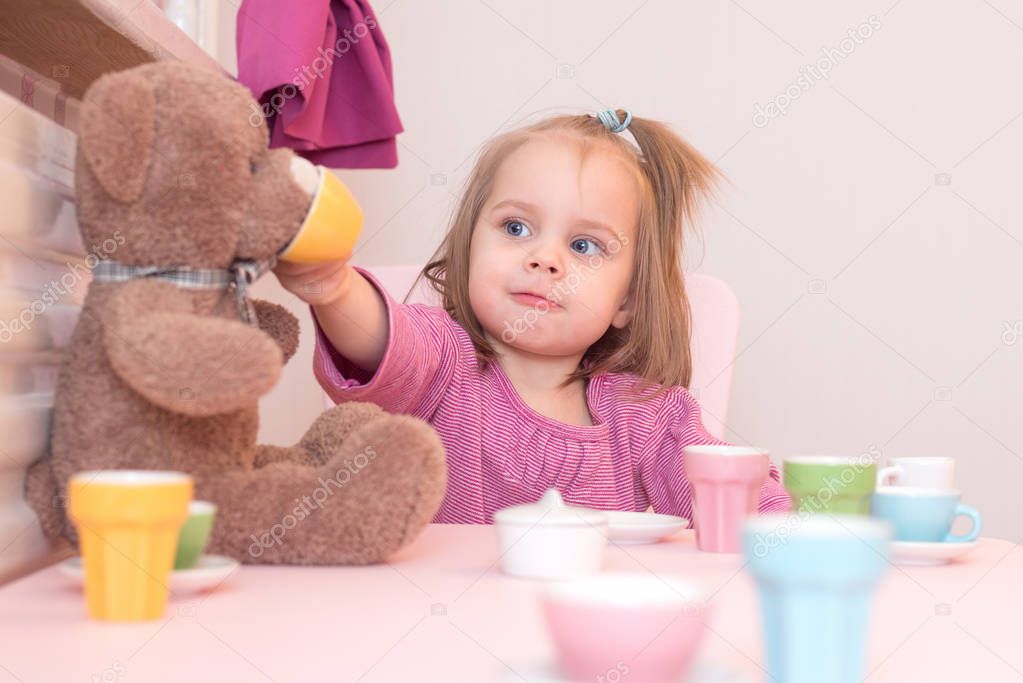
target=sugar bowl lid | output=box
[493,488,607,527]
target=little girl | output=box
[274,108,791,523]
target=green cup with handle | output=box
[174,501,217,569]
[783,456,877,515]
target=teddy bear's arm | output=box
[250,299,299,365]
[103,279,284,416]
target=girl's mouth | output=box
[511,292,560,310]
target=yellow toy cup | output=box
[277,165,364,263]
[68,470,193,621]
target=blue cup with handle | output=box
[743,514,892,683]
[871,487,981,542]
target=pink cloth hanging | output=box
[235,0,403,168]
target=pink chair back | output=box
[325,266,739,438]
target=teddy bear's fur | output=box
[23,61,448,564]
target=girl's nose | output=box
[526,251,561,276]
[525,240,563,276]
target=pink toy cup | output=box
[683,445,770,553]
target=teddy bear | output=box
[24,60,448,565]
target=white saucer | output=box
[58,554,240,595]
[890,540,979,565]
[604,510,689,545]
[506,659,752,682]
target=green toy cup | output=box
[783,456,877,515]
[173,501,217,569]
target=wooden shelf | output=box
[0,0,223,101]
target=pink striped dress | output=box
[312,266,792,524]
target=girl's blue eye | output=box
[571,238,602,256]
[504,220,530,237]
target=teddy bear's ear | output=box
[78,70,156,203]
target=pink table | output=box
[0,524,1018,682]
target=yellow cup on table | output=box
[277,165,364,264]
[68,470,192,621]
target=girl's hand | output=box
[271,259,353,307]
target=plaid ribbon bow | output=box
[90,256,278,325]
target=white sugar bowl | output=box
[493,488,608,580]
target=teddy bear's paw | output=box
[308,413,448,564]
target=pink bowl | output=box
[540,572,708,683]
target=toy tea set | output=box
[491,447,982,683]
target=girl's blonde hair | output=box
[410,109,722,400]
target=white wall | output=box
[214,1,1023,541]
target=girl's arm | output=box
[274,261,387,374]
[274,260,463,418]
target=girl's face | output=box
[468,137,640,358]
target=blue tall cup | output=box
[743,515,892,683]
[871,487,981,542]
